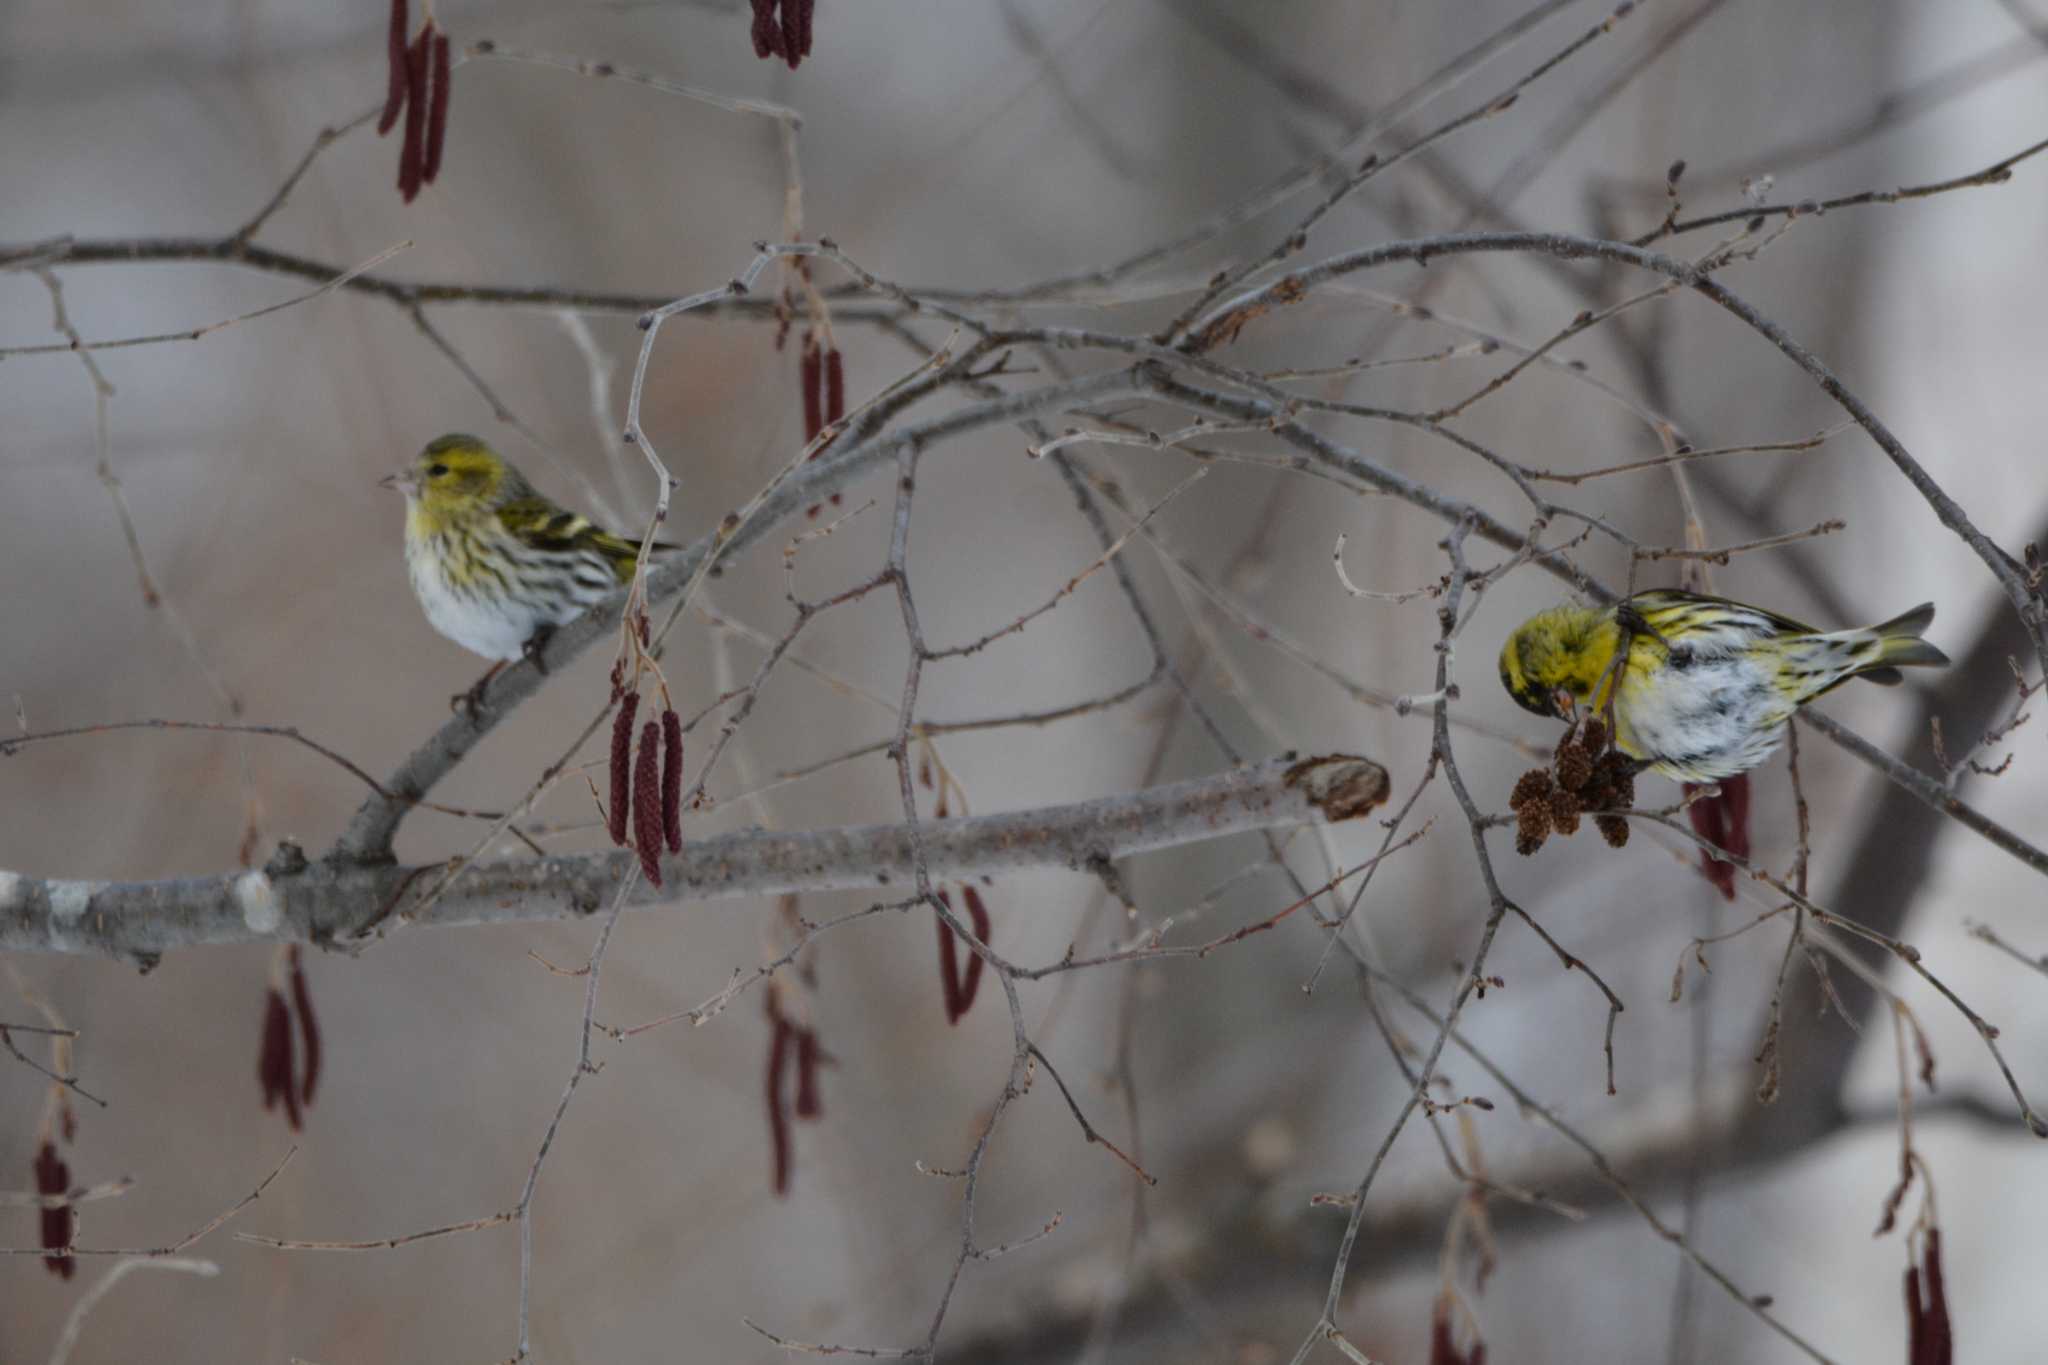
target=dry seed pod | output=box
[1510,768,1554,807]
[1548,788,1583,836]
[608,691,638,845]
[633,719,663,887]
[1596,753,1636,809]
[1555,742,1593,793]
[1597,814,1631,848]
[1514,799,1551,856]
[1581,717,1609,756]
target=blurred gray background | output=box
[5,1,2048,1361]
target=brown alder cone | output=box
[1555,740,1593,793]
[1510,768,1554,806]
[1548,787,1583,836]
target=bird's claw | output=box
[522,626,556,676]
[451,660,507,718]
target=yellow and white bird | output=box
[1498,589,1948,781]
[381,433,668,674]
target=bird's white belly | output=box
[406,538,540,661]
[1616,655,1791,781]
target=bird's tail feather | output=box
[1854,602,1948,685]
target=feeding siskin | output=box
[1498,589,1948,781]
[382,434,667,665]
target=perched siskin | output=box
[1498,589,1948,781]
[381,434,668,665]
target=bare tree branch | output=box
[0,754,1387,959]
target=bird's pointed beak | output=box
[380,469,421,496]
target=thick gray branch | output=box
[1,754,1387,961]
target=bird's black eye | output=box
[427,463,449,478]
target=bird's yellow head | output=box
[380,434,523,535]
[1498,604,1616,719]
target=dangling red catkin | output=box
[660,708,684,854]
[633,718,664,887]
[34,1142,73,1279]
[793,1027,822,1119]
[824,346,844,424]
[258,988,301,1131]
[397,28,430,201]
[779,0,804,69]
[791,0,816,62]
[823,347,845,504]
[378,0,409,134]
[288,946,322,1106]
[608,692,638,845]
[956,885,992,1015]
[800,335,824,445]
[749,0,784,60]
[933,889,964,1023]
[422,30,451,184]
[764,1010,793,1194]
